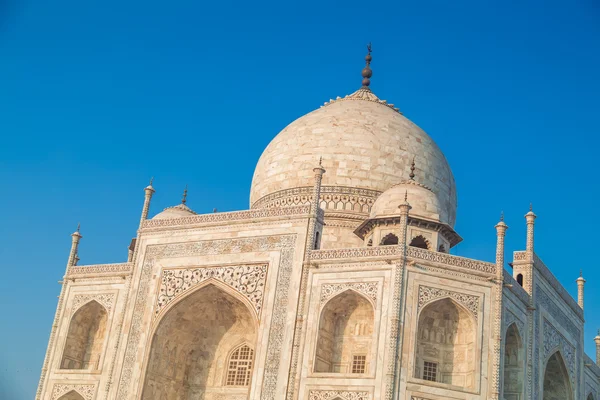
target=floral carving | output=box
[68,263,131,276]
[308,390,370,400]
[51,384,95,400]
[408,247,495,274]
[155,264,268,318]
[320,282,378,306]
[71,293,115,315]
[142,205,313,229]
[417,285,479,318]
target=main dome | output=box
[250,87,458,227]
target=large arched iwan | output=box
[141,283,259,400]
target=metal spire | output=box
[500,211,504,222]
[409,157,416,180]
[182,185,188,205]
[362,43,373,88]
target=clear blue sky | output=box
[1,0,599,398]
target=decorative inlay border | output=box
[155,264,268,319]
[320,282,378,306]
[252,185,381,212]
[408,247,495,274]
[308,390,370,400]
[71,293,115,315]
[116,235,297,400]
[311,246,399,260]
[417,285,479,318]
[51,383,95,400]
[141,205,313,229]
[68,263,131,276]
[543,318,576,385]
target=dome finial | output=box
[500,211,504,222]
[182,185,188,205]
[361,43,373,89]
[409,157,416,180]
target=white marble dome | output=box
[152,203,196,220]
[250,87,457,227]
[370,180,448,224]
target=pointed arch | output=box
[587,394,595,400]
[314,289,374,373]
[503,323,524,400]
[224,343,254,386]
[57,391,85,400]
[414,297,476,389]
[141,283,258,399]
[543,351,573,400]
[380,233,399,246]
[60,300,108,370]
[409,235,430,250]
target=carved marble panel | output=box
[308,390,370,400]
[155,264,268,318]
[71,293,115,316]
[51,383,95,400]
[543,318,576,385]
[417,285,479,318]
[319,282,378,306]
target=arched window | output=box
[415,298,476,389]
[516,274,523,286]
[226,344,254,386]
[61,300,108,370]
[543,351,572,400]
[588,394,595,400]
[314,290,374,374]
[367,237,373,247]
[380,233,399,246]
[438,244,446,253]
[503,323,524,399]
[314,231,321,250]
[409,235,429,250]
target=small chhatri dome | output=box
[370,180,448,225]
[152,186,197,220]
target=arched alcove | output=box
[516,274,523,286]
[57,391,85,400]
[380,233,399,246]
[503,323,524,400]
[60,300,108,370]
[587,394,595,400]
[415,298,476,389]
[314,231,321,250]
[543,351,572,400]
[141,284,257,399]
[409,235,429,250]
[314,290,374,374]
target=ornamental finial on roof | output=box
[500,211,504,222]
[182,185,188,205]
[409,157,416,180]
[149,177,154,186]
[76,222,80,233]
[362,43,373,89]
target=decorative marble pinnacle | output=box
[362,43,373,88]
[409,157,416,180]
[182,185,188,205]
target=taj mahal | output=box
[36,48,600,400]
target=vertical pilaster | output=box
[286,159,325,400]
[139,179,155,229]
[576,271,585,310]
[386,193,411,400]
[524,206,536,400]
[35,224,82,400]
[595,331,600,365]
[492,215,508,400]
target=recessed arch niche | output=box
[57,391,85,400]
[414,297,476,389]
[503,323,524,399]
[314,290,375,374]
[60,300,108,370]
[141,283,258,400]
[543,351,573,400]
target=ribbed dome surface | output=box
[250,90,457,226]
[152,204,197,220]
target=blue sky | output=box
[1,0,599,398]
